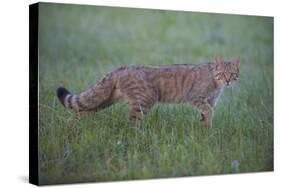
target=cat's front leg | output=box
[191,98,214,128]
[207,88,223,108]
[200,112,213,128]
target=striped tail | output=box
[57,87,75,109]
[57,87,88,111]
[56,72,116,112]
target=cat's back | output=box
[112,63,212,82]
[113,63,200,74]
[144,63,213,79]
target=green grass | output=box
[38,3,273,185]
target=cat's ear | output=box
[215,56,223,69]
[234,57,240,67]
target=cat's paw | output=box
[200,120,212,128]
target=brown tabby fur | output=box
[57,57,240,128]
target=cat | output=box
[57,56,240,128]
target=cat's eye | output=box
[215,73,224,80]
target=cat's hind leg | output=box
[129,96,154,121]
[126,90,156,123]
[119,74,157,123]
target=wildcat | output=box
[57,57,240,128]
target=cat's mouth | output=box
[224,81,234,87]
[225,81,238,88]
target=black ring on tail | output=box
[57,87,70,107]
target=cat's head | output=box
[213,56,240,87]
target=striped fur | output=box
[57,57,240,127]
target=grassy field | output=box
[38,3,273,185]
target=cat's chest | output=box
[192,77,218,95]
[207,88,223,99]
